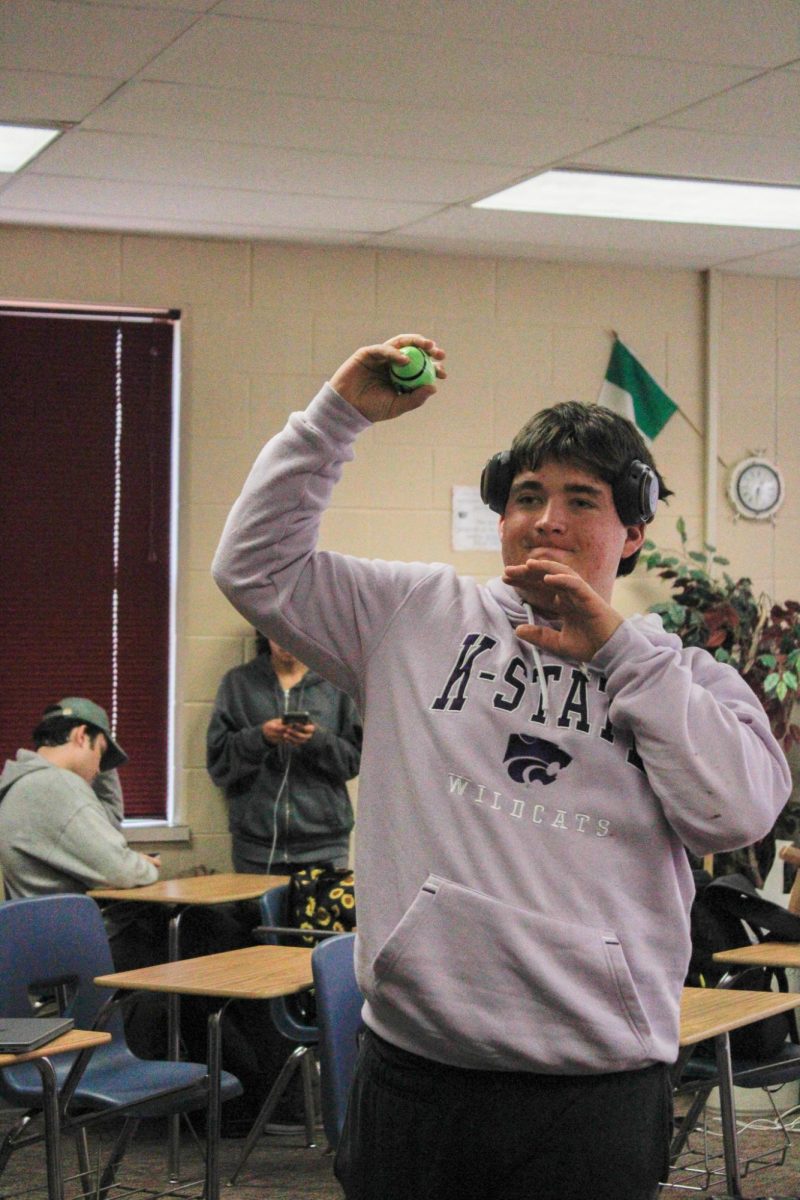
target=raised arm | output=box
[212,336,446,695]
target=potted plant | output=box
[640,517,800,885]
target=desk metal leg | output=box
[713,1031,743,1199]
[205,1003,229,1200]
[167,907,185,1181]
[32,1057,64,1200]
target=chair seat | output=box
[3,1042,241,1115]
[682,1041,800,1089]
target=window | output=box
[0,305,179,820]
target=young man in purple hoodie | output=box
[213,335,790,1200]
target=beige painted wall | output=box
[2,226,798,877]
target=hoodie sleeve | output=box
[205,683,280,791]
[594,618,791,854]
[93,768,124,829]
[212,385,437,702]
[24,772,158,897]
[38,785,158,890]
[298,691,363,784]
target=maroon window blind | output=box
[0,309,177,819]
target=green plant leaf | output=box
[759,654,778,667]
[764,672,781,692]
[783,670,798,691]
[688,551,708,564]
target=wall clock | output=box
[727,455,785,521]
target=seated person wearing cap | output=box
[0,697,172,1055]
[0,699,283,1093]
[0,696,160,931]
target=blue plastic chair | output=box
[228,883,320,1182]
[311,933,363,1151]
[0,893,242,1196]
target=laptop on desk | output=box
[0,1017,74,1054]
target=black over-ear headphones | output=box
[480,451,659,525]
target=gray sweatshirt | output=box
[0,750,157,897]
[212,383,791,1074]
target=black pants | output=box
[335,1030,672,1200]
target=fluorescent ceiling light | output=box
[474,169,800,231]
[0,124,61,172]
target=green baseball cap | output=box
[44,697,128,771]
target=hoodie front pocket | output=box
[369,875,653,1072]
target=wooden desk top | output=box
[680,985,800,1046]
[0,1029,111,1067]
[713,941,800,969]
[94,943,313,1001]
[88,872,290,905]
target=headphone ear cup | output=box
[613,459,659,525]
[480,451,514,514]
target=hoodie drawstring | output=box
[524,603,550,721]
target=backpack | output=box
[288,866,356,946]
[286,866,356,1021]
[687,871,800,1060]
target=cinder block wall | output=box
[1,227,798,876]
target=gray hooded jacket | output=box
[0,750,157,897]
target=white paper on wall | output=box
[451,486,501,551]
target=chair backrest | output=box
[0,893,123,1034]
[0,893,127,1104]
[258,883,289,946]
[311,933,363,1150]
[258,884,318,1042]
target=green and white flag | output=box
[597,338,677,442]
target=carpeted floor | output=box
[1,1100,798,1199]
[0,1111,345,1200]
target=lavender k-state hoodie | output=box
[213,384,790,1074]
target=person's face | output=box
[71,725,107,783]
[499,459,645,603]
[268,639,304,673]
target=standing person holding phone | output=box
[207,633,362,874]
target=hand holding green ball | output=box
[389,346,436,393]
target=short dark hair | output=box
[33,714,104,751]
[510,401,672,576]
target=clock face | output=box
[729,457,784,520]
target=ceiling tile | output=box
[215,0,800,67]
[0,69,118,122]
[0,0,199,76]
[0,172,439,231]
[141,15,754,120]
[31,129,521,204]
[83,81,625,168]
[658,70,800,136]
[574,125,800,186]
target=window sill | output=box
[123,823,191,845]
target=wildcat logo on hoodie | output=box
[504,734,572,785]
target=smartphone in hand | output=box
[281,711,311,726]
